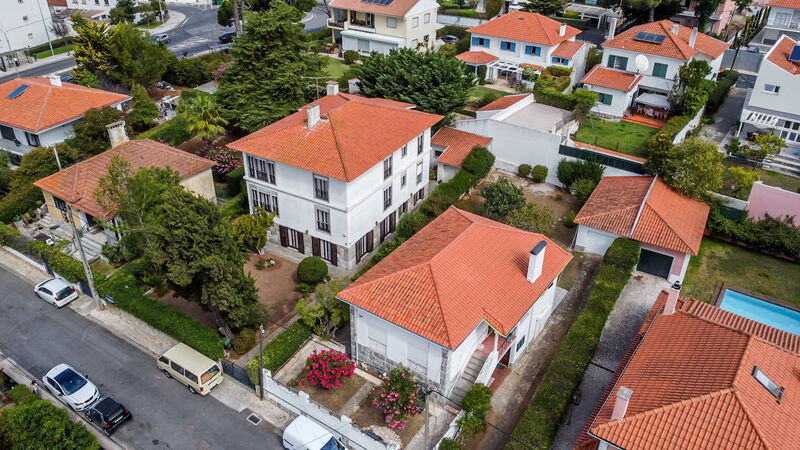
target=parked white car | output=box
[42,364,100,411]
[283,416,347,450]
[33,278,78,308]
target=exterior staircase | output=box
[450,353,488,405]
[763,153,800,178]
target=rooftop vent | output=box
[752,366,783,404]
[789,45,800,63]
[7,84,30,99]
[634,32,666,44]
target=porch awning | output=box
[635,93,670,109]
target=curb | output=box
[143,10,186,35]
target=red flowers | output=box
[300,350,355,390]
[372,366,423,429]
[206,146,241,176]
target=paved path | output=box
[698,86,747,148]
[0,267,283,450]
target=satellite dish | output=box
[635,54,650,73]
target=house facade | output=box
[581,20,727,118]
[671,0,738,34]
[758,0,800,46]
[457,12,588,86]
[228,84,442,272]
[0,0,54,52]
[327,0,438,55]
[737,35,800,148]
[0,77,130,164]
[430,127,492,182]
[337,207,572,399]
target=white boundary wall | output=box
[672,106,706,144]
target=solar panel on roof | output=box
[789,45,800,63]
[6,84,29,99]
[361,0,394,4]
[633,32,666,44]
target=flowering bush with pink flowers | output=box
[206,146,241,175]
[372,366,423,429]
[300,350,355,390]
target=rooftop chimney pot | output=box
[606,17,618,40]
[610,386,633,421]
[49,76,62,87]
[307,103,321,129]
[689,27,698,48]
[559,22,566,37]
[106,120,129,148]
[664,288,679,315]
[670,23,680,35]
[326,81,339,96]
[526,240,547,283]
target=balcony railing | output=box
[328,18,346,29]
[767,19,800,29]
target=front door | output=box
[636,249,673,279]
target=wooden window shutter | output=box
[298,232,305,254]
[366,231,374,253]
[389,211,396,233]
[312,237,320,257]
[279,226,288,247]
[330,244,338,266]
[380,220,387,243]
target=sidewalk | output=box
[2,51,74,78]
[143,10,186,35]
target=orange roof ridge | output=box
[326,110,351,182]
[425,261,457,348]
[731,388,769,448]
[640,200,695,255]
[35,85,53,131]
[628,175,658,237]
[657,20,694,60]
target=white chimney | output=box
[663,288,679,315]
[606,17,618,40]
[526,240,547,283]
[348,78,360,94]
[559,22,566,37]
[106,120,129,148]
[670,23,679,35]
[326,81,339,96]
[611,386,633,421]
[689,27,698,48]
[49,75,62,87]
[307,103,320,129]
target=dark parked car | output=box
[219,32,236,43]
[84,397,132,436]
[441,35,459,44]
[60,74,74,83]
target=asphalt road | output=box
[0,267,283,450]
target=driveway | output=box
[0,267,282,450]
[698,86,747,147]
[551,272,670,450]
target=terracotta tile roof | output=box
[467,11,581,46]
[768,0,800,8]
[551,40,585,59]
[580,66,643,92]
[33,139,214,218]
[227,93,442,182]
[477,93,530,111]
[603,20,728,61]
[574,176,709,255]
[766,35,800,75]
[432,127,492,167]
[519,62,546,71]
[0,77,130,133]
[47,0,67,6]
[328,0,423,17]
[337,207,572,349]
[581,292,800,450]
[574,142,647,163]
[455,50,498,64]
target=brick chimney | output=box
[559,22,566,37]
[689,27,698,48]
[326,81,339,96]
[670,23,680,35]
[526,240,547,283]
[610,386,633,421]
[663,288,679,315]
[106,120,128,148]
[307,103,320,129]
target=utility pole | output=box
[34,0,55,57]
[258,324,265,400]
[423,389,430,450]
[156,0,165,24]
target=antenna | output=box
[302,76,328,101]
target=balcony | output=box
[349,19,376,33]
[766,19,800,30]
[328,18,347,30]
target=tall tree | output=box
[694,0,722,31]
[184,93,228,151]
[216,3,323,132]
[572,88,597,127]
[669,59,712,113]
[71,14,115,79]
[218,0,235,27]
[519,0,565,15]
[129,83,160,129]
[357,48,474,119]
[0,397,99,449]
[109,0,136,23]
[659,137,724,197]
[233,206,274,252]
[623,0,682,22]
[69,106,127,155]
[110,23,172,87]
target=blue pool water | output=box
[719,289,800,336]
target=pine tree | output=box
[129,84,160,130]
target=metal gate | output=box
[221,359,255,390]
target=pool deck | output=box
[711,282,800,313]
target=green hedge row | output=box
[533,81,577,111]
[706,205,800,261]
[136,115,192,146]
[26,240,104,284]
[246,321,313,384]
[705,71,739,115]
[508,238,640,449]
[97,266,225,360]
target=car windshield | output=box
[320,437,344,450]
[201,365,220,384]
[54,368,87,395]
[56,287,74,298]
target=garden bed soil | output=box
[149,290,218,330]
[291,373,369,415]
[350,391,426,447]
[245,252,303,334]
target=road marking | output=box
[169,36,211,50]
[301,12,315,23]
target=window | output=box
[380,213,396,242]
[398,200,408,216]
[355,231,373,262]
[471,37,490,47]
[406,342,427,374]
[424,35,429,44]
[413,187,425,203]
[316,208,330,233]
[313,238,336,264]
[251,188,279,215]
[652,62,668,78]
[25,132,38,147]
[607,55,628,71]
[387,17,396,28]
[412,39,418,48]
[184,370,198,384]
[313,174,329,201]
[53,196,68,213]
[412,16,419,27]
[170,361,185,376]
[383,155,393,179]
[424,12,430,23]
[515,335,526,351]
[27,33,33,39]
[401,173,406,187]
[349,10,357,21]
[551,56,569,65]
[0,125,15,141]
[500,41,516,52]
[357,38,370,52]
[524,45,541,56]
[598,93,613,105]
[383,185,392,210]
[764,84,780,94]
[158,356,169,364]
[752,366,783,403]
[279,226,303,251]
[416,161,423,184]
[417,134,424,154]
[368,326,387,355]
[22,15,29,22]
[364,12,374,26]
[401,144,407,157]
[246,155,275,184]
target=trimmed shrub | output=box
[472,92,501,108]
[232,328,256,353]
[706,207,800,261]
[27,240,103,284]
[477,65,487,83]
[136,115,192,146]
[226,166,245,196]
[557,158,604,187]
[300,349,355,389]
[603,237,641,271]
[436,25,469,39]
[439,438,461,450]
[246,321,313,384]
[478,177,526,220]
[343,50,359,65]
[461,146,494,180]
[572,177,598,204]
[518,164,532,178]
[531,165,548,183]
[546,66,572,77]
[297,256,328,284]
[506,202,556,235]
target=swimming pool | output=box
[719,289,800,336]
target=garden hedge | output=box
[98,266,224,360]
[706,206,800,261]
[136,115,192,146]
[226,166,245,197]
[705,71,739,115]
[508,238,640,449]
[246,321,313,384]
[26,240,104,285]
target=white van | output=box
[282,416,347,450]
[157,343,223,395]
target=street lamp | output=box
[1,17,56,78]
[258,324,265,400]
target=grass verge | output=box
[574,119,657,158]
[246,321,312,384]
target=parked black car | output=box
[441,35,459,44]
[84,397,132,436]
[219,32,236,43]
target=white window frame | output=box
[401,173,406,187]
[412,16,419,27]
[387,17,397,28]
[315,207,330,233]
[319,239,334,261]
[764,83,780,94]
[401,144,407,157]
[368,326,388,355]
[424,13,430,24]
[416,160,423,184]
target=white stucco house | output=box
[327,0,438,55]
[0,77,130,164]
[573,176,709,285]
[227,83,442,272]
[430,127,492,182]
[757,0,800,46]
[737,35,800,149]
[580,20,727,118]
[337,206,572,401]
[456,11,588,86]
[0,0,54,53]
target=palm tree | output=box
[184,94,228,152]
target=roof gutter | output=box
[628,175,657,237]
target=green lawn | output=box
[323,56,350,79]
[468,85,509,102]
[138,20,164,29]
[35,45,74,60]
[682,238,800,307]
[574,119,658,158]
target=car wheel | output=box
[188,385,197,395]
[162,369,172,379]
[85,412,92,423]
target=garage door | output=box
[636,249,673,279]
